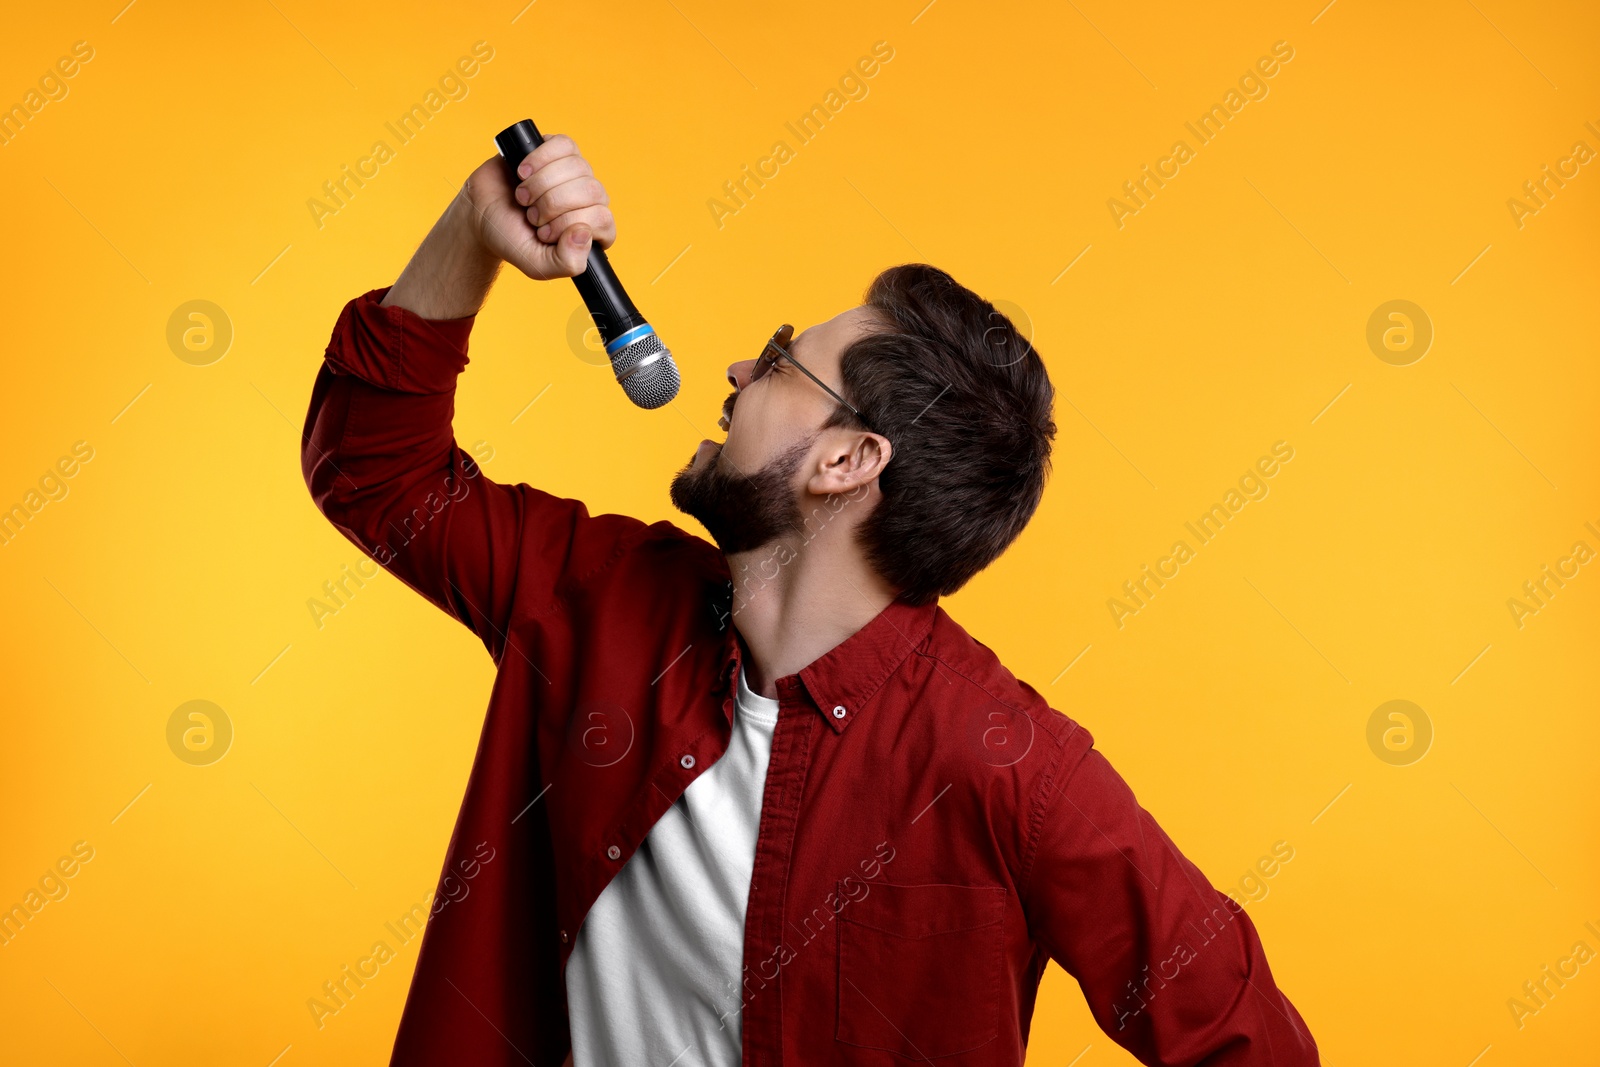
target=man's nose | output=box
[727,358,756,390]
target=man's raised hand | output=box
[462,133,618,281]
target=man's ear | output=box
[806,430,891,496]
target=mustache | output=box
[719,390,738,430]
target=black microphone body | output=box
[494,118,680,409]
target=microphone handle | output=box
[494,119,647,349]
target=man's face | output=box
[669,305,884,554]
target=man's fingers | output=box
[474,138,607,281]
[553,223,593,275]
[515,154,591,210]
[514,133,579,179]
[537,205,615,250]
[503,219,591,280]
[524,174,608,229]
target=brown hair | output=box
[822,263,1057,605]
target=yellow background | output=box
[2,0,1596,1063]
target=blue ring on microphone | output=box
[605,324,655,355]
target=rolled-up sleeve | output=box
[300,285,646,663]
[1022,745,1319,1065]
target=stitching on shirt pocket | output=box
[835,881,1005,1059]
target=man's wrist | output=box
[381,192,503,321]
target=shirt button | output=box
[559,929,569,944]
[680,754,695,769]
[833,705,847,719]
[606,845,621,860]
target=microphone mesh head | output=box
[611,331,681,410]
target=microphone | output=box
[494,118,681,410]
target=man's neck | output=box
[725,537,898,701]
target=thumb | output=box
[556,224,592,276]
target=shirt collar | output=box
[714,581,938,735]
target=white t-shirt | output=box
[564,666,780,1067]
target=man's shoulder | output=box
[548,508,734,625]
[508,506,737,670]
[500,483,729,618]
[920,604,1095,768]
[564,507,727,590]
[618,515,726,576]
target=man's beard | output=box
[669,436,814,554]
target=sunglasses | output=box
[751,324,882,437]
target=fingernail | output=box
[515,187,529,205]
[518,161,532,178]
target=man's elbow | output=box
[300,363,352,510]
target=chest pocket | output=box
[835,881,1006,1059]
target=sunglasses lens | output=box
[753,341,779,381]
[751,328,789,383]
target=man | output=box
[300,133,1319,1067]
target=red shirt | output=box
[301,286,1320,1067]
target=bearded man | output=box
[300,133,1318,1067]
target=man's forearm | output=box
[381,192,504,321]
